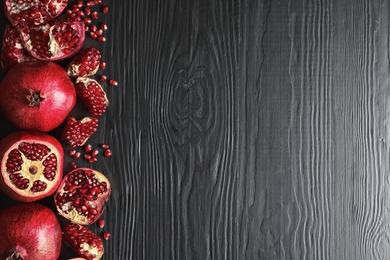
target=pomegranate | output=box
[0,203,62,260]
[75,77,109,116]
[0,131,64,202]
[62,117,99,148]
[5,0,68,30]
[54,168,111,225]
[63,223,104,260]
[20,19,85,61]
[0,24,36,72]
[0,61,76,132]
[67,47,101,77]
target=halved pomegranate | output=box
[0,24,36,72]
[0,131,64,202]
[54,168,111,225]
[20,19,85,61]
[63,223,104,260]
[5,0,68,30]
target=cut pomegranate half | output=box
[54,168,111,225]
[0,24,36,72]
[62,117,99,148]
[75,77,109,116]
[62,223,104,260]
[20,20,85,61]
[5,0,68,30]
[0,131,64,202]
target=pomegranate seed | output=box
[90,32,97,39]
[85,144,92,153]
[85,26,89,32]
[70,162,78,169]
[90,25,97,32]
[104,149,112,157]
[101,144,109,149]
[69,149,76,156]
[96,29,103,36]
[91,12,99,20]
[100,75,107,82]
[99,61,106,69]
[77,10,85,17]
[84,7,91,15]
[84,17,92,25]
[84,154,91,160]
[77,0,84,7]
[89,157,98,163]
[103,232,111,240]
[94,0,102,4]
[97,36,106,42]
[100,22,108,31]
[91,149,99,157]
[73,152,81,159]
[66,9,73,15]
[98,219,105,228]
[109,79,118,86]
[102,5,109,13]
[86,1,95,6]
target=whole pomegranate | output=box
[0,203,62,260]
[0,131,64,202]
[0,61,76,132]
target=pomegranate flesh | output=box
[5,0,68,30]
[67,47,101,77]
[0,131,64,202]
[63,223,104,260]
[62,117,99,148]
[0,203,62,260]
[0,24,36,72]
[20,19,85,61]
[0,61,77,132]
[75,77,109,116]
[55,168,111,225]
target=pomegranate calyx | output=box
[26,90,46,109]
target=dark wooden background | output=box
[2,0,390,259]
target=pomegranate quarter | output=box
[0,131,64,202]
[55,168,111,225]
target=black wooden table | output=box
[2,0,390,259]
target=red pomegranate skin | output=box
[0,203,62,260]
[0,61,76,132]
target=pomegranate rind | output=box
[0,61,77,132]
[0,24,36,72]
[5,0,68,31]
[20,20,86,61]
[55,168,111,225]
[0,203,62,260]
[0,131,64,202]
[62,223,104,260]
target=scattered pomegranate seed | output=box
[84,7,91,15]
[66,9,73,15]
[98,219,105,228]
[76,0,84,7]
[104,149,112,157]
[69,149,76,156]
[96,29,103,36]
[84,17,92,25]
[85,26,89,32]
[89,157,98,163]
[70,162,78,169]
[85,144,92,153]
[73,152,81,159]
[90,25,97,32]
[103,232,111,240]
[99,61,106,69]
[91,149,99,157]
[101,144,109,149]
[86,1,95,6]
[84,154,91,160]
[97,36,106,42]
[90,32,97,39]
[102,5,109,13]
[77,10,85,17]
[91,11,99,20]
[94,0,102,4]
[109,79,118,86]
[100,75,107,82]
[101,22,108,31]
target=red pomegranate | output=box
[54,168,111,225]
[0,203,62,260]
[0,131,64,202]
[0,61,76,132]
